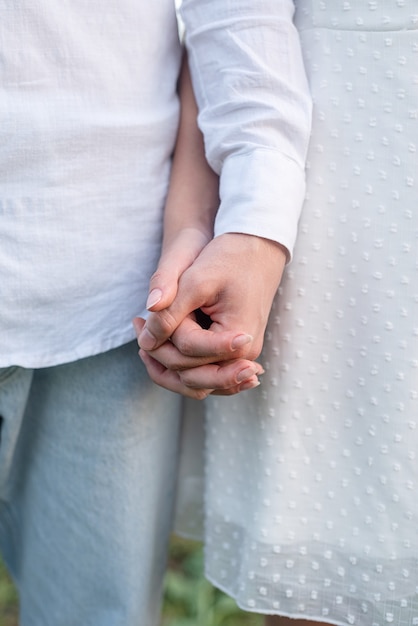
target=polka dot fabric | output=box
[202,3,418,624]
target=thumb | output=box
[146,227,210,312]
[137,292,198,352]
[138,259,212,350]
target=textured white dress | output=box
[176,2,418,625]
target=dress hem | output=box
[205,573,349,626]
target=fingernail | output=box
[146,289,163,310]
[231,334,253,351]
[138,328,157,350]
[236,367,256,383]
[240,378,261,391]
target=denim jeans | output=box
[0,342,182,625]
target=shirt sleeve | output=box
[180,0,312,258]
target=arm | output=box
[143,53,219,312]
[181,0,312,253]
[136,0,312,397]
[134,54,264,398]
[136,0,311,347]
[144,0,311,315]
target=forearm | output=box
[162,53,219,256]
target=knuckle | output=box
[156,354,182,372]
[178,370,196,386]
[193,389,211,401]
[238,342,263,362]
[148,269,164,289]
[175,336,196,357]
[149,308,178,337]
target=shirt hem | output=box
[1,328,137,370]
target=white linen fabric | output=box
[181,0,311,253]
[176,2,418,625]
[0,0,310,368]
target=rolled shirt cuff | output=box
[215,149,306,260]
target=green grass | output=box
[0,559,18,626]
[0,537,261,626]
[163,537,262,626]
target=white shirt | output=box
[0,0,311,368]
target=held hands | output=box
[139,56,290,397]
[134,232,287,399]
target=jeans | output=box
[0,342,182,625]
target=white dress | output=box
[176,3,418,625]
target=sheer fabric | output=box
[176,3,418,625]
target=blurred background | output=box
[0,536,262,626]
